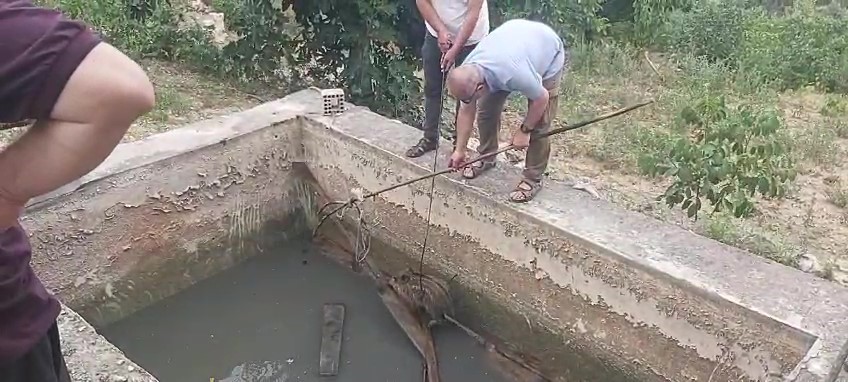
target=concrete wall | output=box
[294,90,848,382]
[22,100,316,381]
[22,89,848,382]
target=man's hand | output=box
[441,46,459,71]
[448,149,467,170]
[511,130,531,149]
[437,30,453,52]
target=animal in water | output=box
[388,268,454,328]
[376,277,441,382]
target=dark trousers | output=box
[0,322,71,382]
[421,32,477,142]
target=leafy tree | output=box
[639,95,797,219]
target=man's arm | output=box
[509,73,550,131]
[455,100,477,151]
[416,0,448,36]
[523,89,550,130]
[451,0,485,48]
[0,43,154,214]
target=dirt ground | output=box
[506,51,848,286]
[4,53,846,287]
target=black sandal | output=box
[405,138,438,158]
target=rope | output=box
[312,87,655,267]
[417,67,450,296]
[360,99,654,199]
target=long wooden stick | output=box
[362,100,654,200]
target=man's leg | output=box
[511,68,564,202]
[0,323,70,382]
[406,33,443,158]
[461,89,509,179]
[446,43,478,146]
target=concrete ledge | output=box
[58,304,155,382]
[23,97,320,381]
[288,89,848,382]
[21,89,848,382]
[23,111,311,325]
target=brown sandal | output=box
[509,179,541,203]
[406,138,438,158]
[461,160,496,179]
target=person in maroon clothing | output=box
[0,1,155,381]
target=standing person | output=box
[445,19,569,203]
[405,0,490,158]
[0,1,155,381]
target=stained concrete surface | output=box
[99,243,509,382]
[296,89,848,381]
[23,88,848,382]
[58,305,156,382]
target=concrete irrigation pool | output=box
[20,89,848,381]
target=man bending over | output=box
[446,19,569,203]
[0,2,155,380]
[405,0,489,158]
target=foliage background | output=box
[37,0,848,116]
[32,0,848,264]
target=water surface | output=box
[101,243,508,382]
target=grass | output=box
[128,59,275,138]
[145,86,193,124]
[497,42,848,283]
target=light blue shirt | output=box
[462,19,566,100]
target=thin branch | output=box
[644,51,664,82]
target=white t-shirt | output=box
[424,0,490,46]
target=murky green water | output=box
[100,242,509,382]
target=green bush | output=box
[659,0,848,93]
[38,0,179,57]
[490,0,608,44]
[41,0,428,123]
[737,13,848,92]
[638,94,797,219]
[661,1,753,63]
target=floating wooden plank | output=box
[319,303,346,376]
